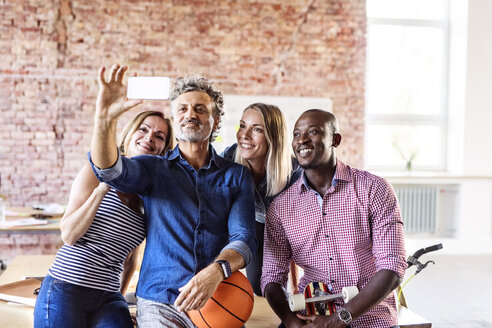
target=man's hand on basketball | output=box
[96,64,142,126]
[174,263,223,312]
[295,313,345,328]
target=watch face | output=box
[338,308,352,323]
[340,310,350,320]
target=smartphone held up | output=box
[127,76,170,100]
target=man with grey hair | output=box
[89,64,256,327]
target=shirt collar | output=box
[334,159,351,182]
[167,144,224,169]
[298,158,351,193]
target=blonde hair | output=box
[234,103,292,196]
[118,111,174,156]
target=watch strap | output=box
[215,260,232,279]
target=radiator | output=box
[393,185,438,234]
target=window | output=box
[365,0,449,171]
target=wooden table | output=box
[246,295,432,328]
[0,207,62,232]
[0,255,55,328]
[0,207,62,269]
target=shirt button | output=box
[325,234,329,238]
[331,280,335,283]
[323,213,327,215]
[329,257,333,260]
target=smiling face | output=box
[236,108,269,164]
[292,110,340,170]
[126,115,169,157]
[172,91,218,143]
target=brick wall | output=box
[0,233,62,265]
[0,0,366,208]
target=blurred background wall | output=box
[0,0,366,206]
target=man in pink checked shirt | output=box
[261,109,407,328]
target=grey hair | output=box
[169,75,224,142]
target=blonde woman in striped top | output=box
[34,110,173,328]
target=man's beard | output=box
[297,153,322,170]
[175,117,214,143]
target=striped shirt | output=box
[261,159,407,328]
[49,188,145,292]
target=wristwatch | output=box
[215,260,232,279]
[337,308,353,326]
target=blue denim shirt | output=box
[89,146,256,304]
[222,144,303,223]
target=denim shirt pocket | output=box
[204,186,238,234]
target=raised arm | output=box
[60,163,110,246]
[91,64,142,169]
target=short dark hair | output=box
[303,109,339,134]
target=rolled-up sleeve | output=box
[369,178,407,278]
[260,200,292,295]
[224,168,257,266]
[222,241,252,267]
[88,151,123,182]
[88,151,155,195]
[224,167,256,266]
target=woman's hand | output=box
[95,64,142,125]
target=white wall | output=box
[463,0,492,176]
[457,0,492,239]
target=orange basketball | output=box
[188,271,254,328]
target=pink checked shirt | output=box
[261,160,407,328]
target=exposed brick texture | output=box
[0,232,62,264]
[0,0,366,208]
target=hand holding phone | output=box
[127,76,170,100]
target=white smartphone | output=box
[127,76,171,100]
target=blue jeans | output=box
[33,274,133,328]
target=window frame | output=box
[365,3,450,172]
